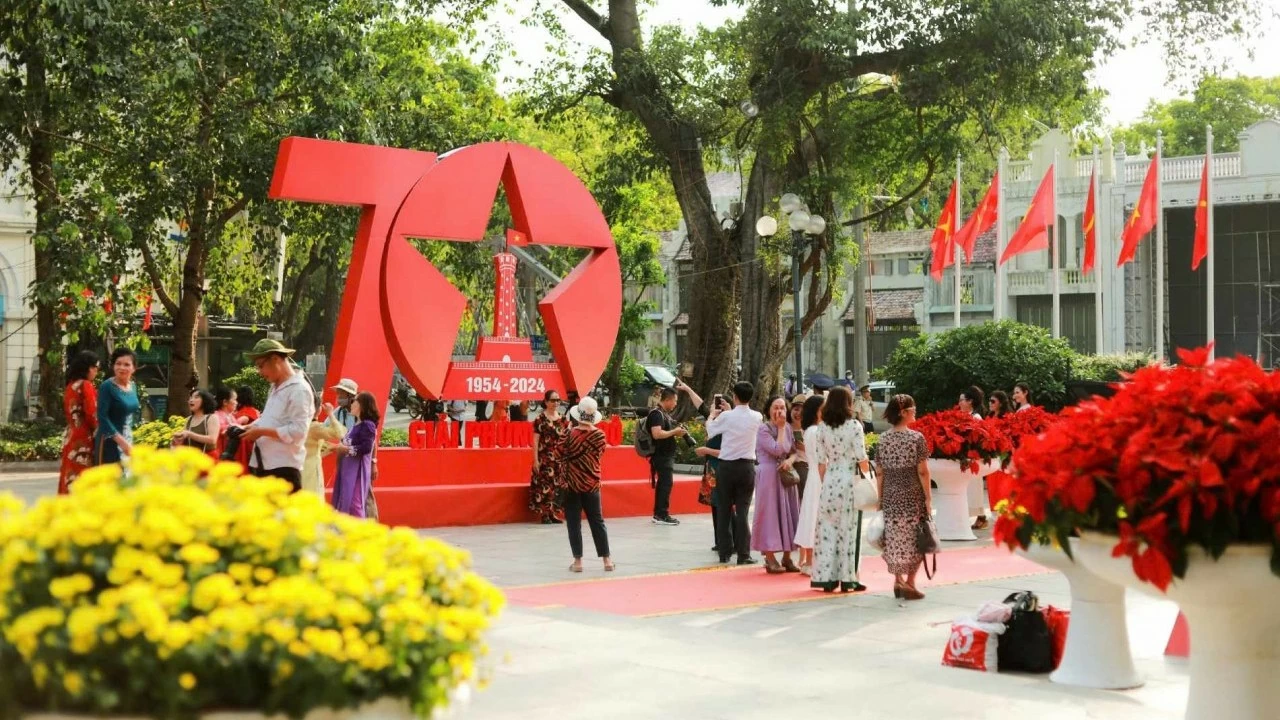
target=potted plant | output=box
[993,347,1280,719]
[912,409,1011,540]
[0,447,503,719]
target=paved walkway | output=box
[2,473,1188,718]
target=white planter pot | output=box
[926,459,978,541]
[25,698,415,720]
[1074,532,1280,720]
[1016,542,1143,690]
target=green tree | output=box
[480,0,1263,404]
[1113,75,1280,156]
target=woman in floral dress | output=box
[58,351,99,494]
[809,387,869,593]
[529,389,570,524]
[876,393,932,600]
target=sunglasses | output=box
[547,398,561,403]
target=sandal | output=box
[971,516,990,531]
[603,559,615,572]
[764,559,786,575]
[569,562,583,573]
[781,558,801,573]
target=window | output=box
[677,261,692,313]
[872,260,893,277]
[897,258,910,275]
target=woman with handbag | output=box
[808,387,872,593]
[752,396,800,574]
[876,393,933,600]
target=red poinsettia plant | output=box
[994,346,1280,590]
[991,406,1060,451]
[913,408,1012,473]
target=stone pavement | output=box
[431,514,1187,720]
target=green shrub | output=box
[0,422,61,444]
[619,416,707,465]
[882,321,1076,413]
[379,428,409,447]
[1070,352,1155,382]
[220,365,271,410]
[0,437,61,462]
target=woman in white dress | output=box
[959,385,990,530]
[809,386,870,593]
[793,395,826,574]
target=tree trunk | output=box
[736,152,787,404]
[167,206,208,414]
[21,28,65,422]
[293,263,341,359]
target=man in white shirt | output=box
[240,339,314,492]
[705,381,763,564]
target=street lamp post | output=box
[758,193,826,395]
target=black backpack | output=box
[996,591,1054,673]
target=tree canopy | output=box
[1113,74,1280,156]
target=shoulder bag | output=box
[916,516,940,579]
[852,461,879,510]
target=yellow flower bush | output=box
[132,416,189,449]
[0,447,503,718]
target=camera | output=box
[678,425,696,449]
[220,424,246,461]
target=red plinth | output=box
[334,446,707,528]
[1165,612,1190,657]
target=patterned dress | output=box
[877,427,930,575]
[58,380,97,494]
[528,412,570,522]
[809,420,868,591]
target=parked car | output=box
[865,380,896,432]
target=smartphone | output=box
[713,394,724,406]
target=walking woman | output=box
[560,397,614,572]
[332,391,378,518]
[95,347,140,465]
[753,396,800,574]
[793,394,826,575]
[529,389,570,524]
[58,351,99,493]
[808,387,870,593]
[877,394,932,600]
[988,390,1012,419]
[173,390,221,457]
[303,398,346,496]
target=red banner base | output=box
[329,446,708,528]
[1165,612,1190,657]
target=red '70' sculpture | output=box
[267,137,623,417]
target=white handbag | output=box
[853,464,879,511]
[865,512,886,551]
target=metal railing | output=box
[1005,268,1097,295]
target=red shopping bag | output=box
[942,620,1003,672]
[1041,605,1070,669]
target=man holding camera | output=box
[647,379,703,526]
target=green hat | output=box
[245,338,296,360]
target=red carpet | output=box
[505,546,1051,617]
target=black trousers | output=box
[711,501,735,553]
[650,456,675,518]
[564,489,610,558]
[715,459,756,559]
[251,465,302,493]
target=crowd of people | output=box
[55,340,386,521]
[533,372,1039,598]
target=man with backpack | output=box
[636,378,703,526]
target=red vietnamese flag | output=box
[955,172,998,263]
[1117,153,1160,266]
[999,166,1055,265]
[1192,156,1210,270]
[1082,168,1098,274]
[929,181,959,281]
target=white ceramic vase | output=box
[926,458,978,541]
[25,698,415,720]
[1074,532,1280,720]
[1016,542,1143,690]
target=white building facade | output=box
[0,166,39,419]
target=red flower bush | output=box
[913,408,1012,473]
[991,406,1060,449]
[993,346,1280,591]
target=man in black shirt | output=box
[647,382,699,526]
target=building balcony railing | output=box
[927,271,995,310]
[1007,152,1243,185]
[1005,268,1096,296]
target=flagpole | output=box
[1051,149,1061,338]
[1093,144,1103,354]
[954,154,963,329]
[1207,125,1215,361]
[1155,131,1165,361]
[996,148,1007,321]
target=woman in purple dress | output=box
[332,391,379,518]
[753,395,800,574]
